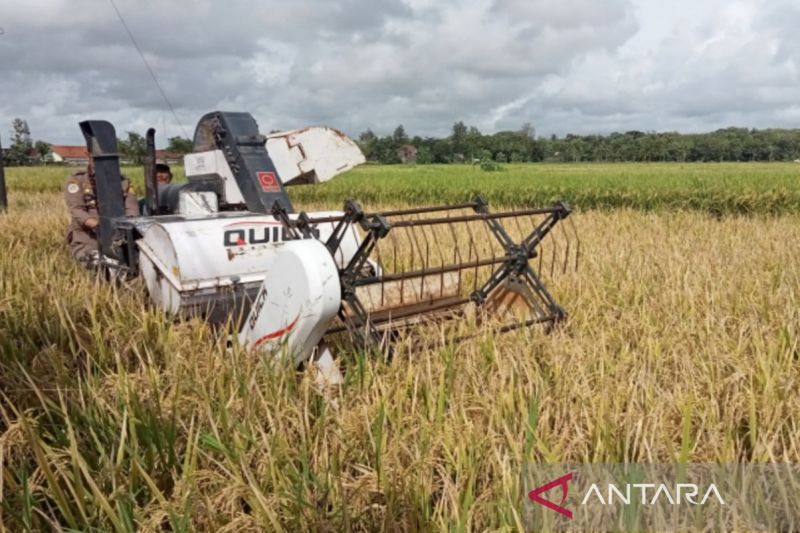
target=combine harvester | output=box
[81,111,577,375]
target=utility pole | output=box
[0,136,7,213]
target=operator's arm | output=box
[64,177,96,229]
[122,180,140,216]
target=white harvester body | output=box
[80,111,574,372]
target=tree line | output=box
[5,117,800,166]
[2,118,194,166]
[117,132,193,164]
[358,123,800,164]
[2,118,51,165]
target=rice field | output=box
[291,162,800,215]
[10,162,800,214]
[0,164,799,531]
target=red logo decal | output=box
[257,171,280,193]
[253,314,301,347]
[528,472,573,519]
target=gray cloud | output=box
[0,0,797,146]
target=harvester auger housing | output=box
[76,110,578,368]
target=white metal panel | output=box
[178,191,218,215]
[266,127,365,186]
[238,239,341,365]
[135,211,362,318]
[183,149,246,205]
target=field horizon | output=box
[6,161,800,214]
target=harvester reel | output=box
[274,196,579,356]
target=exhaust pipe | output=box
[79,120,125,260]
[0,136,7,213]
[143,128,158,214]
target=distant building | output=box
[397,144,418,164]
[47,145,183,166]
[155,150,183,166]
[49,145,89,166]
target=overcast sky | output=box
[1,0,798,145]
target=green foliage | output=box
[34,140,51,160]
[416,146,433,164]
[358,123,543,164]
[118,132,147,165]
[392,124,408,145]
[451,121,468,155]
[167,136,193,154]
[7,118,33,165]
[356,123,800,165]
[480,158,502,172]
[5,119,53,166]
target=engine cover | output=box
[238,239,341,365]
[135,211,359,324]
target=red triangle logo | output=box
[528,472,573,519]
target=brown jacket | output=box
[64,170,139,259]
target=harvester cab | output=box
[80,111,578,368]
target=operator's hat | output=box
[155,160,171,173]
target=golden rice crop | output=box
[0,166,798,531]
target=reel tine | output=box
[409,222,427,300]
[447,221,464,295]
[391,226,406,305]
[410,216,430,298]
[511,214,526,244]
[374,231,386,308]
[401,226,417,302]
[465,219,480,293]
[429,218,448,298]
[560,216,570,275]
[480,218,496,289]
[549,220,558,279]
[533,214,544,276]
[571,216,581,272]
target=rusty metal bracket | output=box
[325,199,365,256]
[470,199,570,322]
[336,205,392,355]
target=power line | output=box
[107,0,190,139]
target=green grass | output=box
[6,162,800,214]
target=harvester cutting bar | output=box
[273,197,578,354]
[368,202,481,217]
[276,203,561,227]
[388,206,564,227]
[353,255,509,286]
[271,202,482,226]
